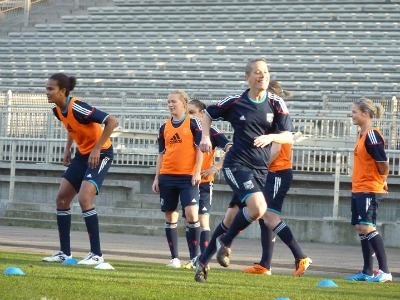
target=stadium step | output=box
[115,194,160,210]
[0,217,183,236]
[4,208,173,227]
[6,202,162,219]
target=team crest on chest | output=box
[266,113,274,123]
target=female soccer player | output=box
[195,58,294,282]
[182,99,231,269]
[42,73,118,265]
[152,90,203,268]
[243,81,311,277]
[345,98,392,283]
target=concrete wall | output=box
[0,162,399,248]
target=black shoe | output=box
[194,262,208,283]
[216,236,231,268]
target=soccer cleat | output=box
[182,257,197,269]
[346,271,374,281]
[216,236,231,268]
[77,252,104,265]
[243,263,272,275]
[42,251,72,263]
[366,270,393,283]
[166,258,181,268]
[194,262,208,283]
[293,257,312,277]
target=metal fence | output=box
[1,137,400,177]
[0,91,399,173]
[1,105,399,150]
[0,0,49,25]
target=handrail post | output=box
[24,0,31,27]
[6,90,12,136]
[332,151,341,219]
[389,96,398,150]
[9,140,17,203]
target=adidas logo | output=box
[169,133,182,144]
[191,199,197,203]
[86,174,92,178]
[66,123,75,133]
[239,115,246,120]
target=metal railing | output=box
[1,136,400,176]
[0,91,399,173]
[2,105,400,149]
[0,0,49,26]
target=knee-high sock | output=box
[185,227,191,258]
[219,207,253,247]
[57,208,71,256]
[200,229,211,255]
[259,219,275,269]
[200,221,228,265]
[83,208,102,256]
[359,234,374,275]
[165,222,179,259]
[187,221,201,259]
[367,230,389,273]
[273,221,305,260]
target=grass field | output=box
[0,251,398,300]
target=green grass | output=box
[0,251,398,300]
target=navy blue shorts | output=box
[351,192,381,226]
[182,181,213,218]
[63,146,113,194]
[264,169,293,214]
[199,181,213,215]
[228,194,245,209]
[158,174,199,212]
[222,163,266,204]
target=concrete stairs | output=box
[0,191,228,237]
[0,194,180,236]
[0,169,399,246]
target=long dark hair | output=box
[49,73,77,97]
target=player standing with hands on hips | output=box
[42,73,118,265]
[345,98,392,283]
[196,57,294,282]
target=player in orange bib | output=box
[182,99,232,269]
[152,90,203,268]
[345,98,392,283]
[42,73,118,265]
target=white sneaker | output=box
[166,258,181,268]
[77,252,104,265]
[43,251,72,263]
[366,270,393,283]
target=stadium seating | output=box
[2,0,394,135]
[1,4,399,181]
